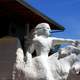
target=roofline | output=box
[16,0,65,31]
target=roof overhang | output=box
[0,0,65,31]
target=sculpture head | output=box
[34,23,51,37]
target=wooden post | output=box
[24,23,30,54]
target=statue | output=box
[13,23,80,80]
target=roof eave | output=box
[16,0,65,31]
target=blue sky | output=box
[25,0,80,40]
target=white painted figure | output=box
[13,23,80,80]
[25,23,78,80]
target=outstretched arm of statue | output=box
[25,43,34,63]
[52,37,76,45]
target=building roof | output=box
[0,0,65,31]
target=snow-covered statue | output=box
[25,23,79,80]
[13,23,80,80]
